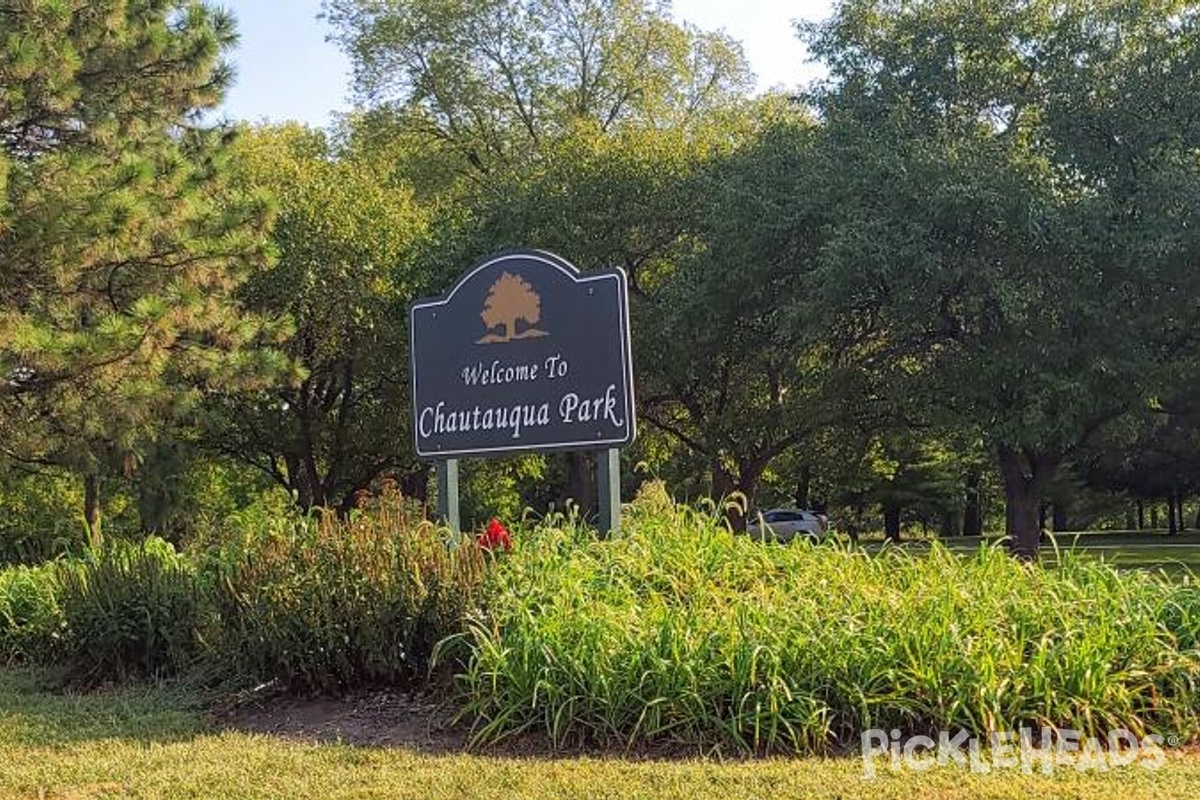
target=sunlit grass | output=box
[3,667,1200,800]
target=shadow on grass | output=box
[0,665,480,759]
[0,666,212,747]
[0,665,753,762]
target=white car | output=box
[747,509,828,543]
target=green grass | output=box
[3,667,1200,800]
[451,492,1200,754]
[1064,537,1200,576]
[7,492,1200,791]
[925,533,1200,577]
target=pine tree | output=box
[0,2,278,541]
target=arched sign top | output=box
[419,249,592,304]
[409,249,636,459]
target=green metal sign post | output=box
[596,447,621,536]
[436,458,460,534]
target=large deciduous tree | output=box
[0,1,275,541]
[205,125,429,514]
[327,0,761,514]
[634,111,842,527]
[324,0,753,178]
[804,0,1200,557]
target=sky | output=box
[216,1,835,129]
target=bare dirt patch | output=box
[209,686,718,760]
[211,686,469,753]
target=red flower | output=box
[477,517,513,552]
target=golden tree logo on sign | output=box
[477,272,549,343]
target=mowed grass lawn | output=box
[896,532,1200,577]
[1064,533,1200,576]
[3,669,1200,800]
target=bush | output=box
[54,538,202,682]
[0,562,62,663]
[453,489,1200,754]
[205,489,486,692]
[0,471,88,565]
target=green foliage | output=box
[0,563,61,663]
[0,469,86,564]
[457,455,547,529]
[1,490,491,690]
[0,1,282,537]
[453,489,1200,753]
[54,538,202,683]
[205,489,487,692]
[802,0,1200,551]
[326,0,753,177]
[131,449,288,544]
[633,111,837,514]
[203,123,429,513]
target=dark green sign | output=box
[410,250,636,458]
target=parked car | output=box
[746,508,829,543]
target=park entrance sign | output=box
[410,249,636,532]
[411,250,635,457]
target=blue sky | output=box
[216,1,834,128]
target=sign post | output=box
[596,447,621,536]
[410,250,636,534]
[435,459,460,534]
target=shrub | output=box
[54,538,202,682]
[453,490,1200,754]
[0,471,88,565]
[205,489,487,692]
[0,562,62,663]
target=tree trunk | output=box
[793,464,812,509]
[1168,490,1179,535]
[733,460,768,532]
[1177,494,1187,532]
[710,458,737,528]
[1003,475,1040,560]
[566,451,597,519]
[293,469,316,512]
[998,446,1058,561]
[710,456,768,533]
[137,481,167,536]
[84,472,102,548]
[962,468,983,537]
[1137,499,1145,530]
[1052,497,1071,533]
[1195,503,1200,531]
[883,504,901,542]
[303,455,326,510]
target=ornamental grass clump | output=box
[452,484,1200,754]
[54,537,202,683]
[0,562,62,664]
[206,488,487,692]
